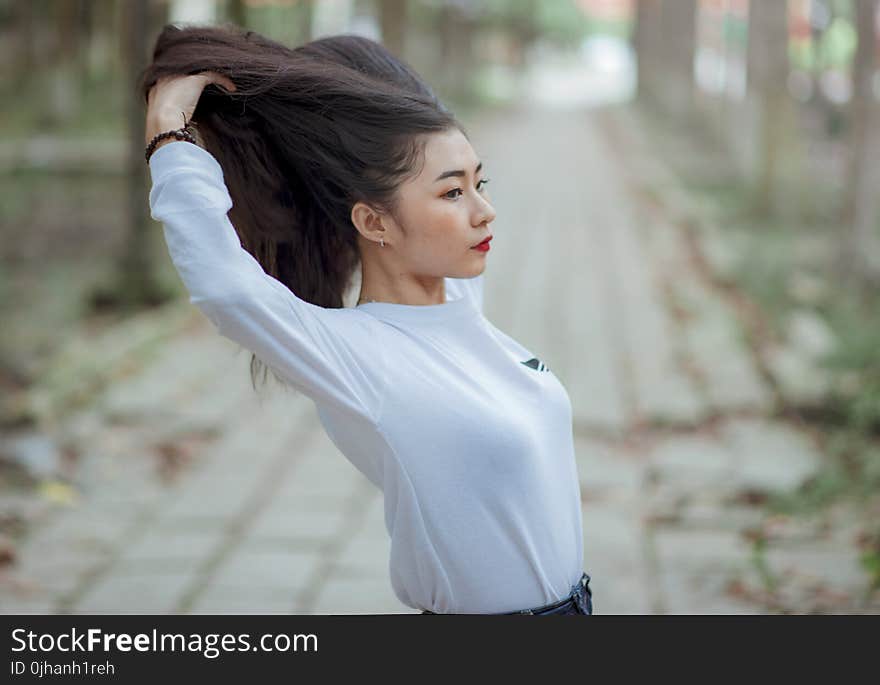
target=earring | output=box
[380,238,385,247]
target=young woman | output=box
[141,24,592,615]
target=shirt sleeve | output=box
[148,141,387,424]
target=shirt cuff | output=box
[148,140,224,186]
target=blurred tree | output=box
[494,0,540,67]
[436,1,480,102]
[746,0,801,217]
[89,0,170,311]
[841,0,880,285]
[633,0,664,103]
[533,0,588,48]
[379,0,407,58]
[660,0,697,119]
[298,0,314,45]
[246,0,312,48]
[227,0,248,27]
[633,0,696,119]
[807,0,847,137]
[8,0,40,94]
[44,0,87,128]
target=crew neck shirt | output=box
[148,141,584,613]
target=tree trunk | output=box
[436,2,477,102]
[46,0,85,128]
[746,0,801,218]
[633,0,663,104]
[226,0,247,27]
[11,0,38,93]
[379,0,407,60]
[291,0,313,46]
[841,0,880,284]
[659,0,697,119]
[92,0,167,311]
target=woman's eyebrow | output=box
[434,161,482,182]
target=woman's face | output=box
[358,127,497,280]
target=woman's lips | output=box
[472,236,492,252]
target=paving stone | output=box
[16,503,141,563]
[152,395,310,526]
[151,474,255,525]
[658,570,760,614]
[732,560,879,614]
[606,214,705,424]
[5,548,105,598]
[332,531,391,577]
[673,500,766,532]
[574,436,644,497]
[566,226,629,431]
[561,184,630,431]
[208,546,322,592]
[114,526,225,566]
[69,446,169,511]
[187,583,304,614]
[262,489,361,519]
[765,344,833,405]
[71,571,197,614]
[674,277,773,412]
[580,562,653,615]
[0,491,58,534]
[763,542,870,597]
[645,433,738,489]
[274,465,366,501]
[247,502,351,544]
[0,586,58,614]
[652,527,753,573]
[651,527,757,613]
[308,573,409,615]
[721,418,824,493]
[580,475,653,612]
[98,332,229,421]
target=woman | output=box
[141,24,592,615]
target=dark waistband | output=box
[421,572,592,615]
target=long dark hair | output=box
[139,23,464,390]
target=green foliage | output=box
[749,534,779,593]
[859,529,880,598]
[721,11,748,49]
[584,16,630,40]
[729,226,796,339]
[789,14,857,71]
[536,0,590,46]
[820,292,880,434]
[642,98,880,518]
[478,0,591,47]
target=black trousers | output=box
[421,572,593,615]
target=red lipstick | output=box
[472,235,492,252]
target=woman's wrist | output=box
[147,137,182,157]
[145,111,188,146]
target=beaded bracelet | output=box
[144,111,197,163]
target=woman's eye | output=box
[445,178,491,199]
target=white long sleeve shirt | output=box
[148,141,584,614]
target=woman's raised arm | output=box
[148,140,387,425]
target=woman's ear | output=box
[350,200,387,242]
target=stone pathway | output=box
[1,102,876,615]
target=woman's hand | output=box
[145,71,237,146]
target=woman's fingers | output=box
[201,71,237,93]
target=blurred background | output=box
[0,0,878,615]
